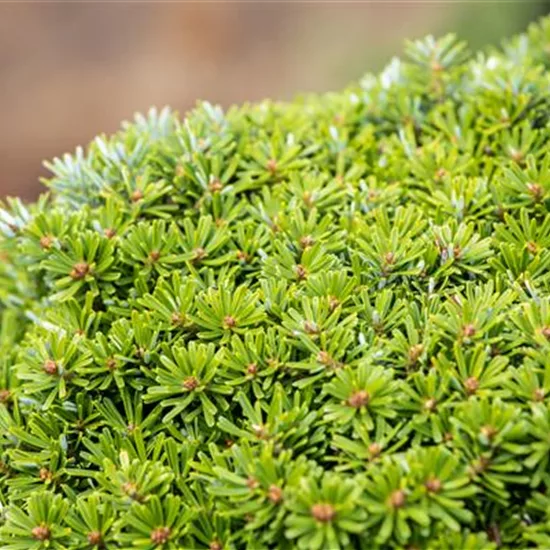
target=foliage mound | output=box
[4,17,550,550]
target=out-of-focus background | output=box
[1,2,548,201]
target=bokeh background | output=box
[1,2,549,201]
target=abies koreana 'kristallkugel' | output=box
[4,16,550,550]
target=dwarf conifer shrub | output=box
[4,17,550,550]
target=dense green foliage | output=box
[3,17,550,550]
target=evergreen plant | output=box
[3,17,550,549]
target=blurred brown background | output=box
[1,2,548,201]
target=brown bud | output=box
[533,388,546,402]
[105,357,117,371]
[43,359,58,376]
[223,315,237,329]
[87,531,103,546]
[0,389,11,403]
[130,189,144,202]
[509,147,522,162]
[246,476,259,490]
[462,324,476,338]
[39,468,53,482]
[469,456,490,476]
[192,247,208,262]
[32,524,51,541]
[425,477,442,493]
[542,326,550,339]
[367,189,378,202]
[302,191,314,208]
[266,159,277,174]
[435,167,447,180]
[246,363,258,376]
[149,250,161,263]
[311,503,336,522]
[122,481,138,497]
[527,182,543,201]
[150,526,171,545]
[70,262,90,280]
[464,376,479,395]
[252,424,268,440]
[39,235,54,250]
[383,251,396,265]
[480,425,497,441]
[408,344,424,364]
[236,250,249,262]
[104,228,117,239]
[183,376,199,391]
[303,320,319,335]
[368,442,382,458]
[171,312,184,326]
[299,235,315,249]
[527,241,539,255]
[295,264,308,281]
[208,179,223,193]
[209,541,223,550]
[388,489,406,509]
[268,484,283,504]
[347,390,370,409]
[328,296,340,311]
[423,398,437,413]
